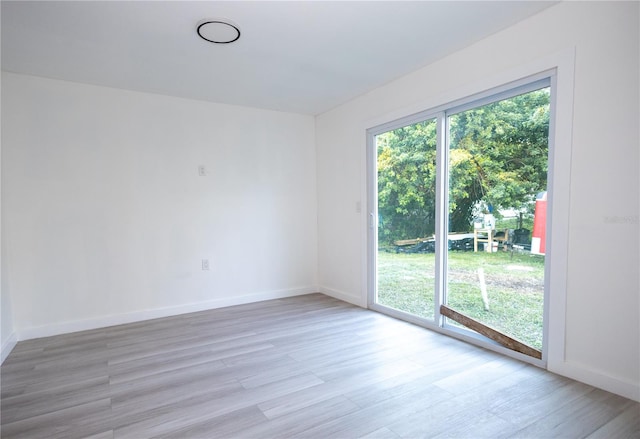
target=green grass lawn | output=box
[377,250,545,350]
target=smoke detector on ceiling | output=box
[197,19,241,44]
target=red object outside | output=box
[531,191,547,255]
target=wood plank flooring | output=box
[1,293,638,438]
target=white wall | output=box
[0,236,15,363]
[1,17,14,363]
[0,1,17,361]
[316,1,639,400]
[2,72,318,338]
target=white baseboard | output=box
[318,286,366,308]
[1,332,18,364]
[548,360,639,402]
[17,286,317,341]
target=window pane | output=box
[376,119,437,321]
[446,88,550,350]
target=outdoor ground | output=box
[377,249,545,350]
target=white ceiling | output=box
[1,1,556,115]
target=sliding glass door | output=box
[369,75,552,360]
[444,87,549,358]
[375,118,437,321]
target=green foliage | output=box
[377,119,438,242]
[377,88,550,243]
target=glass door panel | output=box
[376,118,437,320]
[445,88,550,352]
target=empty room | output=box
[1,1,638,438]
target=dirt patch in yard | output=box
[448,268,543,295]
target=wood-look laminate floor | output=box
[1,294,638,439]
